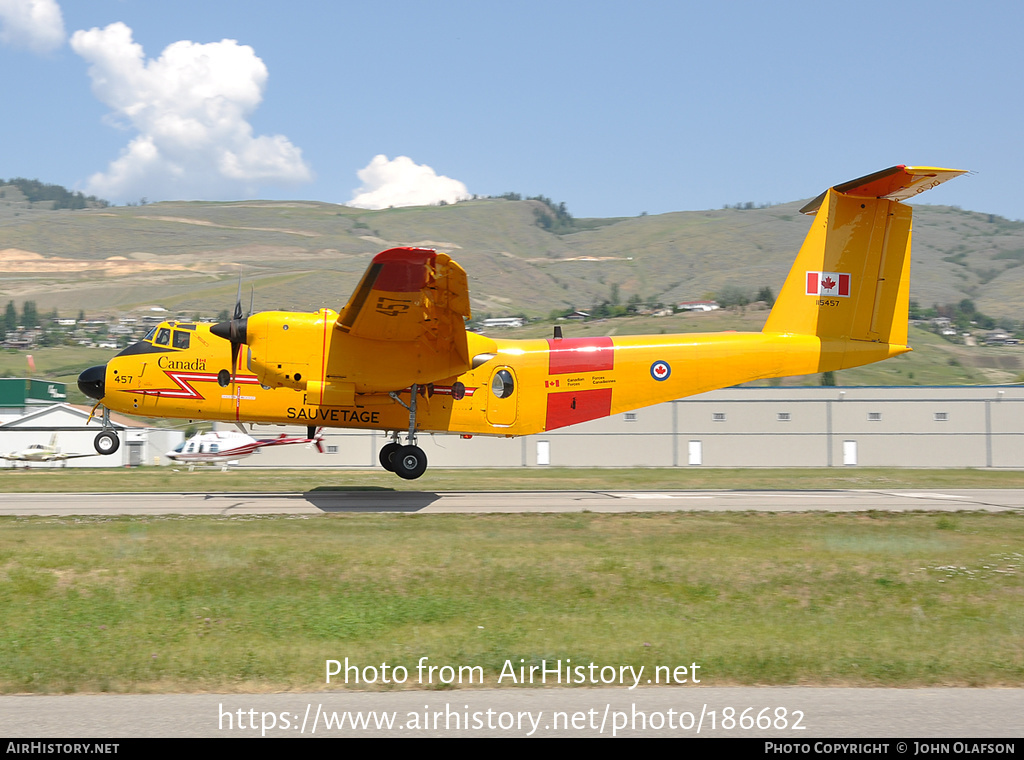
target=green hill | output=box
[2,195,1024,324]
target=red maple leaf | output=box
[821,276,836,291]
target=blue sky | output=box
[1,1,1022,218]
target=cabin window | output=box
[209,444,219,453]
[491,369,515,399]
[868,412,882,421]
[173,331,190,349]
[777,412,791,422]
[154,328,171,346]
[624,412,638,422]
[934,412,949,421]
[712,412,726,422]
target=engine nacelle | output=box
[244,311,326,391]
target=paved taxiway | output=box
[1,488,1023,515]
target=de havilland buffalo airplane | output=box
[78,165,965,479]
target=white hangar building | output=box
[234,385,1024,470]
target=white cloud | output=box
[348,154,470,209]
[0,0,65,53]
[70,22,312,202]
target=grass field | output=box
[1,510,1020,694]
[5,466,1024,493]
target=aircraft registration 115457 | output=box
[78,165,965,479]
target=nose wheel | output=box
[91,407,120,456]
[94,430,120,456]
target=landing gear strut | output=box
[381,384,428,480]
[92,407,120,456]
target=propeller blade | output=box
[233,268,243,321]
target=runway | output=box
[1,488,1023,515]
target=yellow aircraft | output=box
[78,165,965,479]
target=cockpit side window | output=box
[173,331,190,349]
[154,328,171,346]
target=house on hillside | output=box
[677,300,720,312]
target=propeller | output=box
[210,271,250,386]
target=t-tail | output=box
[762,165,966,372]
[578,165,967,426]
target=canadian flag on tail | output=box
[805,271,851,297]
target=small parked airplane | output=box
[78,165,966,479]
[1,434,98,467]
[166,429,324,471]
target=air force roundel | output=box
[650,360,671,381]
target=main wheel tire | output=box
[379,442,402,471]
[94,430,120,456]
[393,445,427,480]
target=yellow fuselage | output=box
[100,315,901,438]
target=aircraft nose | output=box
[78,364,107,401]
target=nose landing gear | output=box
[90,406,121,456]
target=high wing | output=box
[319,247,474,395]
[336,247,472,365]
[211,247,475,401]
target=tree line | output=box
[0,178,109,210]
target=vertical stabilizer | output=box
[763,166,965,351]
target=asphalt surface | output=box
[1,488,1024,515]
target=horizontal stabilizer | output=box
[800,165,967,215]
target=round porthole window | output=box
[491,369,514,399]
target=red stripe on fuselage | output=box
[546,337,614,375]
[137,371,259,400]
[544,388,613,430]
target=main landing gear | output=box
[380,384,428,480]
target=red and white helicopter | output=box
[166,429,323,471]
